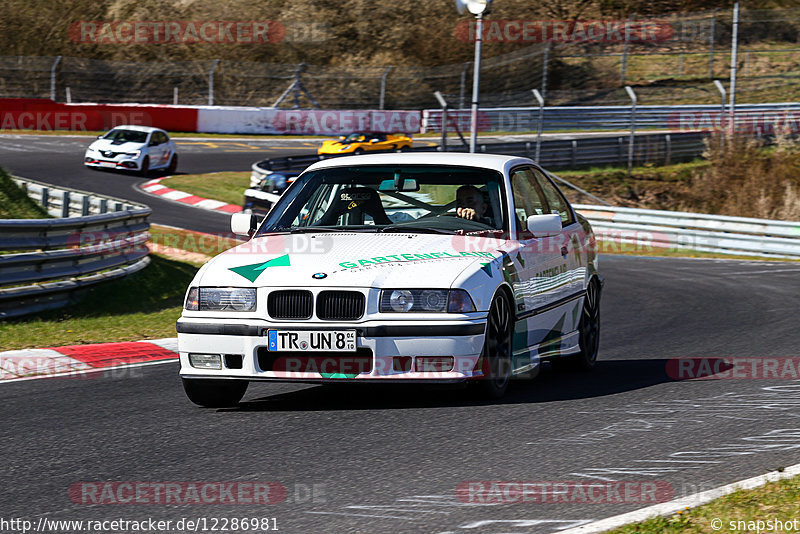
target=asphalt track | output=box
[2,135,800,533]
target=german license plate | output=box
[99,161,116,168]
[267,330,356,352]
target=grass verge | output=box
[160,171,251,207]
[149,224,241,259]
[0,167,50,219]
[608,473,800,533]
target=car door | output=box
[508,166,572,365]
[148,132,167,167]
[530,166,588,349]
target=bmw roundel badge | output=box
[312,272,327,279]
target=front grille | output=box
[267,290,313,319]
[317,291,365,321]
[257,347,373,375]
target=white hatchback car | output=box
[84,125,178,175]
[177,153,602,406]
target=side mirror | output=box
[96,134,103,139]
[231,212,259,237]
[526,213,562,237]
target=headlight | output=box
[184,287,256,312]
[124,150,141,157]
[379,289,475,313]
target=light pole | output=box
[456,0,493,153]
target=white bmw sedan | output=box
[84,125,178,175]
[177,153,602,406]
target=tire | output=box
[399,145,411,152]
[140,156,150,176]
[566,277,601,371]
[182,378,248,408]
[353,148,364,155]
[476,291,514,399]
[167,153,178,174]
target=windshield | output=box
[102,129,148,144]
[341,133,367,143]
[256,164,508,236]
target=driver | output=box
[456,185,491,224]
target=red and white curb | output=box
[140,177,242,214]
[557,462,800,534]
[0,338,178,382]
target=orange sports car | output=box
[318,132,412,155]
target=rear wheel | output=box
[139,156,150,176]
[476,292,513,399]
[353,148,365,155]
[182,378,248,408]
[566,278,601,371]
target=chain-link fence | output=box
[2,8,800,109]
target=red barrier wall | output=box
[0,99,198,132]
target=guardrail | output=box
[422,102,800,133]
[251,131,708,183]
[575,204,800,259]
[0,177,152,319]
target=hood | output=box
[89,139,146,152]
[195,233,508,289]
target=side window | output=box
[532,168,575,226]
[510,167,548,236]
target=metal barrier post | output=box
[713,80,727,134]
[541,41,550,101]
[531,89,544,163]
[621,15,634,85]
[459,62,470,109]
[625,86,637,175]
[50,56,61,101]
[729,2,740,137]
[61,192,70,218]
[208,59,220,106]
[434,91,449,152]
[709,9,717,78]
[379,66,392,110]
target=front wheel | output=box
[182,378,248,407]
[139,156,150,176]
[353,148,365,155]
[167,153,178,174]
[476,292,513,399]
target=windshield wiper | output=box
[267,226,379,234]
[379,225,457,235]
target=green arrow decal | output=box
[229,254,291,282]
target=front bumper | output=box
[84,154,143,170]
[177,318,487,382]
